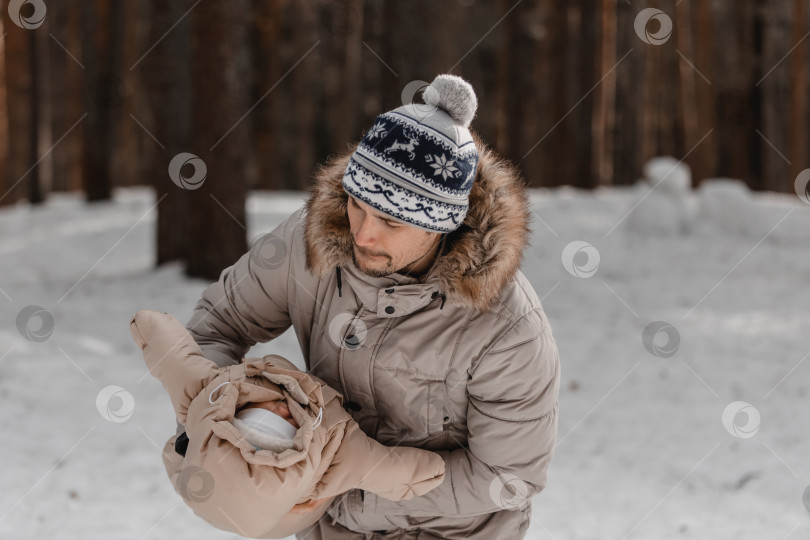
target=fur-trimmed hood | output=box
[302,132,533,313]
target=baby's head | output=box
[233,399,299,453]
[240,400,299,429]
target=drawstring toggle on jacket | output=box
[431,290,447,310]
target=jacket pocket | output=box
[374,378,448,445]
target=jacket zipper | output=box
[370,317,397,436]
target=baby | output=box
[233,399,299,453]
[129,309,446,539]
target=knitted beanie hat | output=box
[342,74,479,233]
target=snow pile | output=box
[694,178,772,238]
[624,157,797,243]
[625,156,696,236]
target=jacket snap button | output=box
[385,306,395,314]
[443,416,450,423]
[385,288,394,294]
[344,334,360,349]
[346,401,361,411]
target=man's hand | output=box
[289,496,331,514]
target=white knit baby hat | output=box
[342,74,480,233]
[233,407,298,453]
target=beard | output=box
[350,234,442,279]
[351,245,393,277]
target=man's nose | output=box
[353,215,378,247]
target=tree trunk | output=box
[612,1,642,185]
[31,15,52,203]
[322,0,363,154]
[689,0,717,186]
[0,14,8,205]
[185,0,250,280]
[358,0,386,139]
[2,10,38,207]
[789,0,808,190]
[252,0,284,190]
[569,0,596,188]
[143,0,194,265]
[756,0,793,192]
[47,0,84,193]
[81,0,124,202]
[713,0,758,186]
[500,0,540,185]
[290,0,320,190]
[592,0,617,187]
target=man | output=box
[183,74,560,539]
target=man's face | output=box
[346,193,440,278]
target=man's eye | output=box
[349,198,398,228]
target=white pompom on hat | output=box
[422,74,478,128]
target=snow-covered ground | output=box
[1,170,809,540]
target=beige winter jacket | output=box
[129,309,446,539]
[183,133,561,539]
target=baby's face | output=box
[241,400,299,429]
